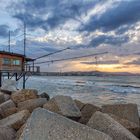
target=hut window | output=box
[13,59,20,65]
[2,58,11,65]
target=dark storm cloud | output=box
[10,0,101,30]
[80,0,140,33]
[90,35,129,47]
[0,24,20,38]
[0,25,9,37]
[81,60,119,65]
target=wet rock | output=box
[0,110,30,130]
[109,113,140,138]
[18,98,47,112]
[0,126,16,140]
[74,99,85,110]
[43,95,81,120]
[79,103,101,124]
[102,103,140,125]
[11,89,38,104]
[0,92,5,104]
[87,111,139,140]
[19,108,112,140]
[40,92,50,101]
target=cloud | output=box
[10,0,100,31]
[125,58,140,65]
[89,35,129,47]
[81,60,119,65]
[80,0,140,33]
[0,25,9,37]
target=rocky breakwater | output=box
[0,89,139,140]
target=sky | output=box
[0,0,140,73]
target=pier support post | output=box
[0,71,2,87]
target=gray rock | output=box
[40,92,50,101]
[1,79,18,93]
[19,108,112,140]
[79,103,101,124]
[44,95,81,119]
[0,126,16,140]
[0,92,5,104]
[87,111,139,140]
[108,114,140,138]
[0,100,16,118]
[102,103,140,125]
[0,110,30,130]
[3,94,10,101]
[0,100,15,111]
[74,99,85,110]
[18,98,47,112]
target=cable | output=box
[34,52,108,65]
[34,47,71,60]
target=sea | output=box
[18,75,140,114]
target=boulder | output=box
[78,103,101,124]
[19,108,112,140]
[11,89,38,104]
[109,113,140,138]
[0,92,5,104]
[1,79,18,93]
[43,95,81,120]
[18,98,47,112]
[0,100,16,118]
[39,92,50,100]
[0,110,30,130]
[87,111,139,140]
[3,107,18,118]
[3,93,10,101]
[0,100,15,111]
[0,126,16,140]
[102,103,140,125]
[16,124,26,140]
[74,99,85,110]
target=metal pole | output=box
[0,71,2,87]
[23,23,26,89]
[8,31,11,52]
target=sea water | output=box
[18,75,140,114]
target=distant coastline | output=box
[33,71,140,76]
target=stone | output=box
[18,98,47,112]
[0,100,15,111]
[43,95,81,120]
[78,103,101,124]
[0,110,30,130]
[11,89,38,104]
[87,111,139,140]
[1,79,18,93]
[0,100,16,118]
[16,124,26,140]
[0,92,5,104]
[40,92,50,101]
[4,93,11,101]
[3,107,18,118]
[0,126,16,140]
[109,113,140,138]
[74,99,85,110]
[102,103,140,125]
[19,108,112,140]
